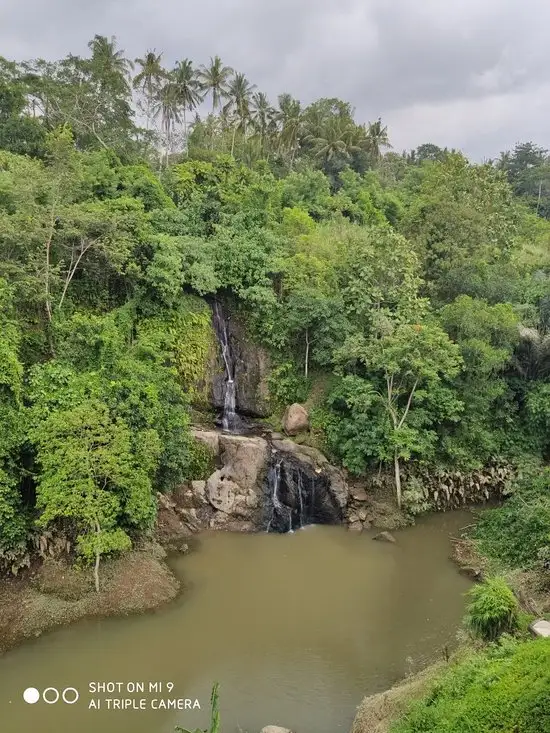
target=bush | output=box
[391,638,550,733]
[475,470,550,569]
[186,439,216,481]
[464,577,520,641]
[267,362,310,408]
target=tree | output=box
[0,279,27,570]
[277,93,303,169]
[365,118,392,163]
[24,49,136,153]
[439,295,519,467]
[153,80,181,167]
[88,35,134,97]
[32,400,153,591]
[198,55,233,113]
[345,321,462,506]
[224,72,257,156]
[401,154,519,302]
[172,59,204,154]
[133,50,167,130]
[250,92,276,157]
[277,250,346,377]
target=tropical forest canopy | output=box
[1,35,550,577]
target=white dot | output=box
[23,688,40,704]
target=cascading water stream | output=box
[266,458,283,532]
[265,452,341,533]
[212,300,240,431]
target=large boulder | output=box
[206,470,239,513]
[282,403,310,436]
[205,437,267,526]
[219,435,269,491]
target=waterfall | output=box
[266,459,284,532]
[212,300,241,432]
[264,452,341,533]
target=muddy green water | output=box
[0,512,473,733]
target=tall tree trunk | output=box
[231,124,237,157]
[94,520,101,593]
[304,328,310,379]
[394,451,402,509]
[183,107,188,158]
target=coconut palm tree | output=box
[306,117,357,163]
[198,55,233,113]
[172,59,204,154]
[366,118,392,163]
[133,50,167,129]
[250,92,276,156]
[88,35,133,95]
[224,72,256,155]
[152,80,180,167]
[277,93,303,168]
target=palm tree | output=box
[152,81,180,167]
[133,50,167,129]
[366,118,392,163]
[277,93,302,168]
[306,118,356,163]
[251,92,276,156]
[172,59,204,154]
[198,55,233,113]
[88,35,133,95]
[224,72,256,155]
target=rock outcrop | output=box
[169,429,351,535]
[282,403,309,435]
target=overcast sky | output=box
[2,0,549,160]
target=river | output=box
[0,512,473,733]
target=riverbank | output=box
[451,535,550,615]
[350,530,550,733]
[351,661,446,733]
[0,546,180,655]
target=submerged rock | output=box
[373,531,397,543]
[260,727,294,733]
[282,403,310,435]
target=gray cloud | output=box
[2,0,549,159]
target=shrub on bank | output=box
[391,638,550,733]
[474,470,550,570]
[464,576,520,641]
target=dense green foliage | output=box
[475,470,550,571]
[391,638,550,733]
[1,35,550,583]
[464,577,520,641]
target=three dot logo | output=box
[23,687,79,704]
